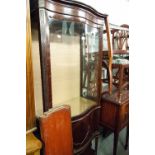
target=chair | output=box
[39,105,73,155]
[111,24,129,93]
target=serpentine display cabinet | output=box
[30,0,113,154]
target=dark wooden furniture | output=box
[111,24,129,93]
[100,89,129,155]
[72,105,100,155]
[111,24,129,51]
[112,63,129,93]
[101,26,129,155]
[102,24,129,95]
[39,105,73,155]
[30,0,113,154]
[102,59,129,95]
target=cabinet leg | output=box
[95,137,98,155]
[113,131,119,155]
[125,125,129,150]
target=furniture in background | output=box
[39,105,73,155]
[112,63,129,94]
[26,0,42,154]
[111,24,129,93]
[111,24,129,51]
[100,89,129,155]
[100,24,129,155]
[102,24,129,94]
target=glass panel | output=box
[31,28,43,116]
[81,25,99,100]
[102,30,112,92]
[49,19,100,116]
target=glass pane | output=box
[31,27,43,116]
[81,25,99,100]
[49,19,100,116]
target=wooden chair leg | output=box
[125,125,129,150]
[95,137,98,155]
[113,131,119,155]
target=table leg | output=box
[95,137,98,155]
[113,131,119,155]
[125,124,129,150]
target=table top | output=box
[53,97,96,117]
[101,88,129,105]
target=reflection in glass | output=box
[81,25,99,99]
[49,19,100,116]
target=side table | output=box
[100,89,129,155]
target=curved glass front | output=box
[49,19,100,117]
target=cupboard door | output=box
[72,106,100,154]
[48,18,101,117]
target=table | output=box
[100,89,129,155]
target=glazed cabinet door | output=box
[48,17,102,117]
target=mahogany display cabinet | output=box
[30,0,113,154]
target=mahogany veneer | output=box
[30,0,113,154]
[39,105,73,155]
[72,105,100,155]
[100,89,129,155]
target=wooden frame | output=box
[30,0,113,154]
[30,0,113,112]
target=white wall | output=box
[75,0,129,25]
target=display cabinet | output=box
[30,0,113,154]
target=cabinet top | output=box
[30,0,108,26]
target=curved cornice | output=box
[50,0,108,18]
[31,0,108,19]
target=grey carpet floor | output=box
[92,127,129,155]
